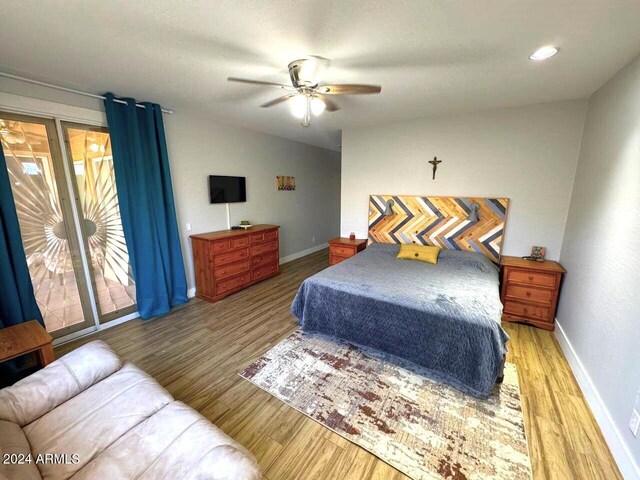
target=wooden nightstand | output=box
[0,320,55,367]
[328,238,367,266]
[500,256,566,331]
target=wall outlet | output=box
[630,409,640,437]
[185,222,192,232]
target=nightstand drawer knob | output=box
[526,291,531,297]
[528,275,534,281]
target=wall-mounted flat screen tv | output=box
[209,175,246,203]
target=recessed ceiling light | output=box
[529,46,558,61]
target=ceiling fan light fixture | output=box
[310,96,326,116]
[229,57,381,127]
[290,94,308,119]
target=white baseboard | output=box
[555,319,640,479]
[280,243,328,265]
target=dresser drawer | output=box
[215,272,251,295]
[251,240,278,256]
[211,239,230,254]
[252,251,278,267]
[503,301,551,322]
[505,284,553,304]
[508,269,556,287]
[329,254,349,266]
[213,248,249,266]
[331,245,355,257]
[250,233,265,243]
[213,260,250,279]
[252,262,278,281]
[231,236,249,249]
[250,230,278,244]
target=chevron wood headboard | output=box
[368,195,510,262]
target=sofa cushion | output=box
[0,420,42,480]
[0,341,123,427]
[72,401,260,480]
[23,363,172,480]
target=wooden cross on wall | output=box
[428,156,442,180]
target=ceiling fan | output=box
[227,57,381,127]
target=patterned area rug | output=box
[240,330,531,480]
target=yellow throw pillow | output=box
[396,244,441,264]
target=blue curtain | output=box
[0,145,44,329]
[104,93,188,318]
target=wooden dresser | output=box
[328,237,367,266]
[500,256,566,331]
[190,225,280,302]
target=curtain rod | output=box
[0,71,175,114]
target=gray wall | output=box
[163,112,341,291]
[557,53,640,475]
[340,100,588,260]
[0,78,342,293]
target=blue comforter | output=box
[291,243,509,397]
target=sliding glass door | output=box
[0,112,136,337]
[1,112,94,336]
[61,122,136,322]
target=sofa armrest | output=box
[0,340,122,426]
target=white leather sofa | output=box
[0,341,260,480]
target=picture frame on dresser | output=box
[500,255,566,331]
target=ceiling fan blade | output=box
[318,95,341,112]
[316,84,382,95]
[260,94,297,108]
[227,77,293,89]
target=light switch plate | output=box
[630,409,640,437]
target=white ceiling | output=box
[2,1,640,151]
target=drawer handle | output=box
[526,291,531,296]
[523,308,529,314]
[528,275,534,281]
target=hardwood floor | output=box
[57,249,621,480]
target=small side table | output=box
[500,256,566,331]
[329,237,367,266]
[0,320,55,368]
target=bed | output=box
[291,244,508,397]
[291,195,511,398]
